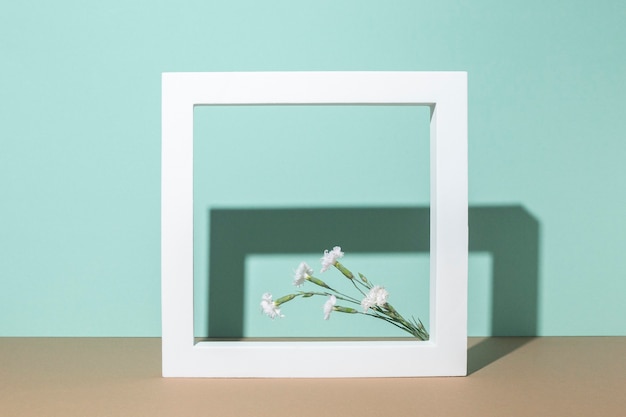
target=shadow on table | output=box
[467,337,537,374]
[205,205,540,373]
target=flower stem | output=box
[297,291,360,305]
[305,276,361,304]
[367,303,429,340]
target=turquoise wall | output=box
[2,1,625,336]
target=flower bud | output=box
[334,306,358,314]
[274,294,297,306]
[334,261,354,279]
[306,276,331,289]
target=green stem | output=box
[297,291,360,305]
[368,304,429,340]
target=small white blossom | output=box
[323,295,337,320]
[260,292,283,319]
[293,262,313,287]
[361,286,389,312]
[320,246,344,272]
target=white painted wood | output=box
[162,72,467,377]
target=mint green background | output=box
[2,1,625,336]
[193,105,432,338]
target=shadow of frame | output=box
[204,205,540,372]
[466,206,540,373]
[207,207,429,338]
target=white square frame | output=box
[161,72,467,377]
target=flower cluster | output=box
[293,261,313,287]
[361,286,389,312]
[323,295,336,320]
[260,293,283,319]
[321,246,344,272]
[260,246,429,340]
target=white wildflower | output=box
[320,246,344,273]
[361,285,389,312]
[293,262,313,287]
[323,295,337,320]
[260,292,283,319]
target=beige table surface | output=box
[1,337,624,417]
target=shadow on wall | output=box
[466,206,540,373]
[206,205,540,350]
